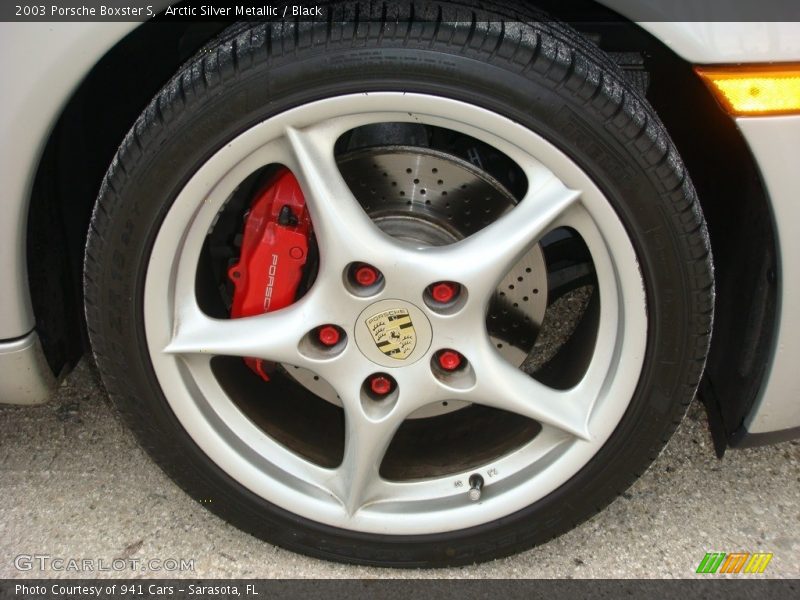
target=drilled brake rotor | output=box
[287,146,548,418]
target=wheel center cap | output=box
[354,299,433,367]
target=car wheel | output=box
[84,2,713,567]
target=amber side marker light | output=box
[695,65,800,116]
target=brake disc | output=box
[286,146,548,418]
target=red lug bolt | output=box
[437,350,463,371]
[369,375,393,396]
[430,281,460,304]
[354,264,380,287]
[317,325,341,347]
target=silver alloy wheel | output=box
[144,93,647,535]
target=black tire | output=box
[84,1,713,567]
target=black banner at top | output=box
[1,0,800,22]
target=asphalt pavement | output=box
[1,360,798,578]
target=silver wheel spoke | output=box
[329,403,404,516]
[283,124,392,264]
[164,300,308,364]
[463,340,592,441]
[427,176,580,300]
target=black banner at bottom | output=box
[1,579,799,600]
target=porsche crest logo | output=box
[366,308,416,360]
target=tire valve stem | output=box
[468,474,484,502]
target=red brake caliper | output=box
[228,168,312,381]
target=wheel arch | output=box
[25,6,777,452]
[26,19,229,375]
[639,37,778,455]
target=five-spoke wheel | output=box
[85,11,712,565]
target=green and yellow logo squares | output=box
[696,552,773,574]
